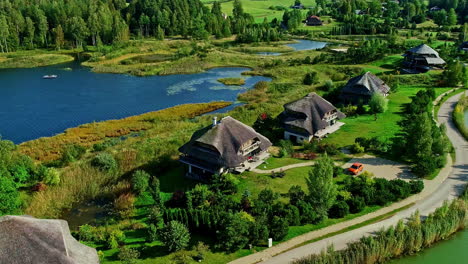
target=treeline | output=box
[0,0,285,52]
[294,187,468,264]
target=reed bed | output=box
[294,188,468,264]
[19,102,230,162]
[453,94,468,140]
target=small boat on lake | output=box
[42,75,58,79]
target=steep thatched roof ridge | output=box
[341,72,390,96]
[408,44,439,56]
[282,92,345,135]
[179,116,272,168]
[0,215,99,264]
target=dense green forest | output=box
[1,0,468,52]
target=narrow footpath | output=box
[230,92,468,264]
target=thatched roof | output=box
[179,116,272,168]
[407,44,439,56]
[341,72,390,97]
[0,215,99,264]
[281,92,345,136]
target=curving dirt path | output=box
[229,92,468,264]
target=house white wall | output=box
[284,131,313,143]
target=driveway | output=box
[229,92,468,264]
[342,154,416,181]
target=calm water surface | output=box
[389,229,468,264]
[0,63,271,143]
[256,39,328,56]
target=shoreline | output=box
[19,102,232,162]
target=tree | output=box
[447,8,457,26]
[149,177,163,208]
[53,25,65,50]
[131,170,150,194]
[369,93,389,120]
[0,15,9,53]
[216,213,251,252]
[443,60,465,86]
[25,17,35,49]
[67,17,89,48]
[306,154,337,221]
[233,0,245,18]
[159,221,190,252]
[0,176,21,216]
[269,215,289,240]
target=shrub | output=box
[279,139,294,157]
[216,213,250,252]
[328,200,350,218]
[303,72,319,85]
[60,144,86,165]
[352,142,365,153]
[270,171,286,178]
[323,80,334,91]
[409,180,424,194]
[78,224,96,241]
[147,223,159,242]
[114,193,135,219]
[347,196,366,214]
[107,229,125,249]
[269,215,289,240]
[91,152,117,172]
[159,221,190,252]
[288,185,306,205]
[131,170,150,194]
[297,201,318,224]
[211,173,239,194]
[171,250,193,264]
[117,246,140,264]
[43,167,60,185]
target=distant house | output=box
[280,92,345,143]
[179,116,272,180]
[291,4,304,9]
[340,72,390,104]
[402,44,446,73]
[355,9,367,15]
[306,15,323,26]
[0,215,99,264]
[430,6,442,12]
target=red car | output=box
[348,163,364,175]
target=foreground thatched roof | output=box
[341,72,390,97]
[281,92,345,135]
[179,116,272,168]
[0,215,99,264]
[407,44,439,56]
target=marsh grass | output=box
[217,77,246,85]
[0,51,74,68]
[19,102,231,162]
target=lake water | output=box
[0,63,271,143]
[389,229,468,264]
[256,39,328,56]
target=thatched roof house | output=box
[403,44,446,72]
[340,72,390,103]
[179,116,272,179]
[281,92,345,142]
[306,15,323,26]
[0,215,99,264]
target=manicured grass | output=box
[218,77,246,85]
[453,93,468,141]
[323,86,453,148]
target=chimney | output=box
[212,117,218,127]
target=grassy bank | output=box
[294,187,468,264]
[19,102,231,162]
[0,50,74,68]
[218,77,246,85]
[453,93,468,140]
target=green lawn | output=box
[323,86,453,148]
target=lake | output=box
[257,39,328,56]
[389,229,468,264]
[0,63,271,143]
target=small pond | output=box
[0,63,271,143]
[256,39,328,56]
